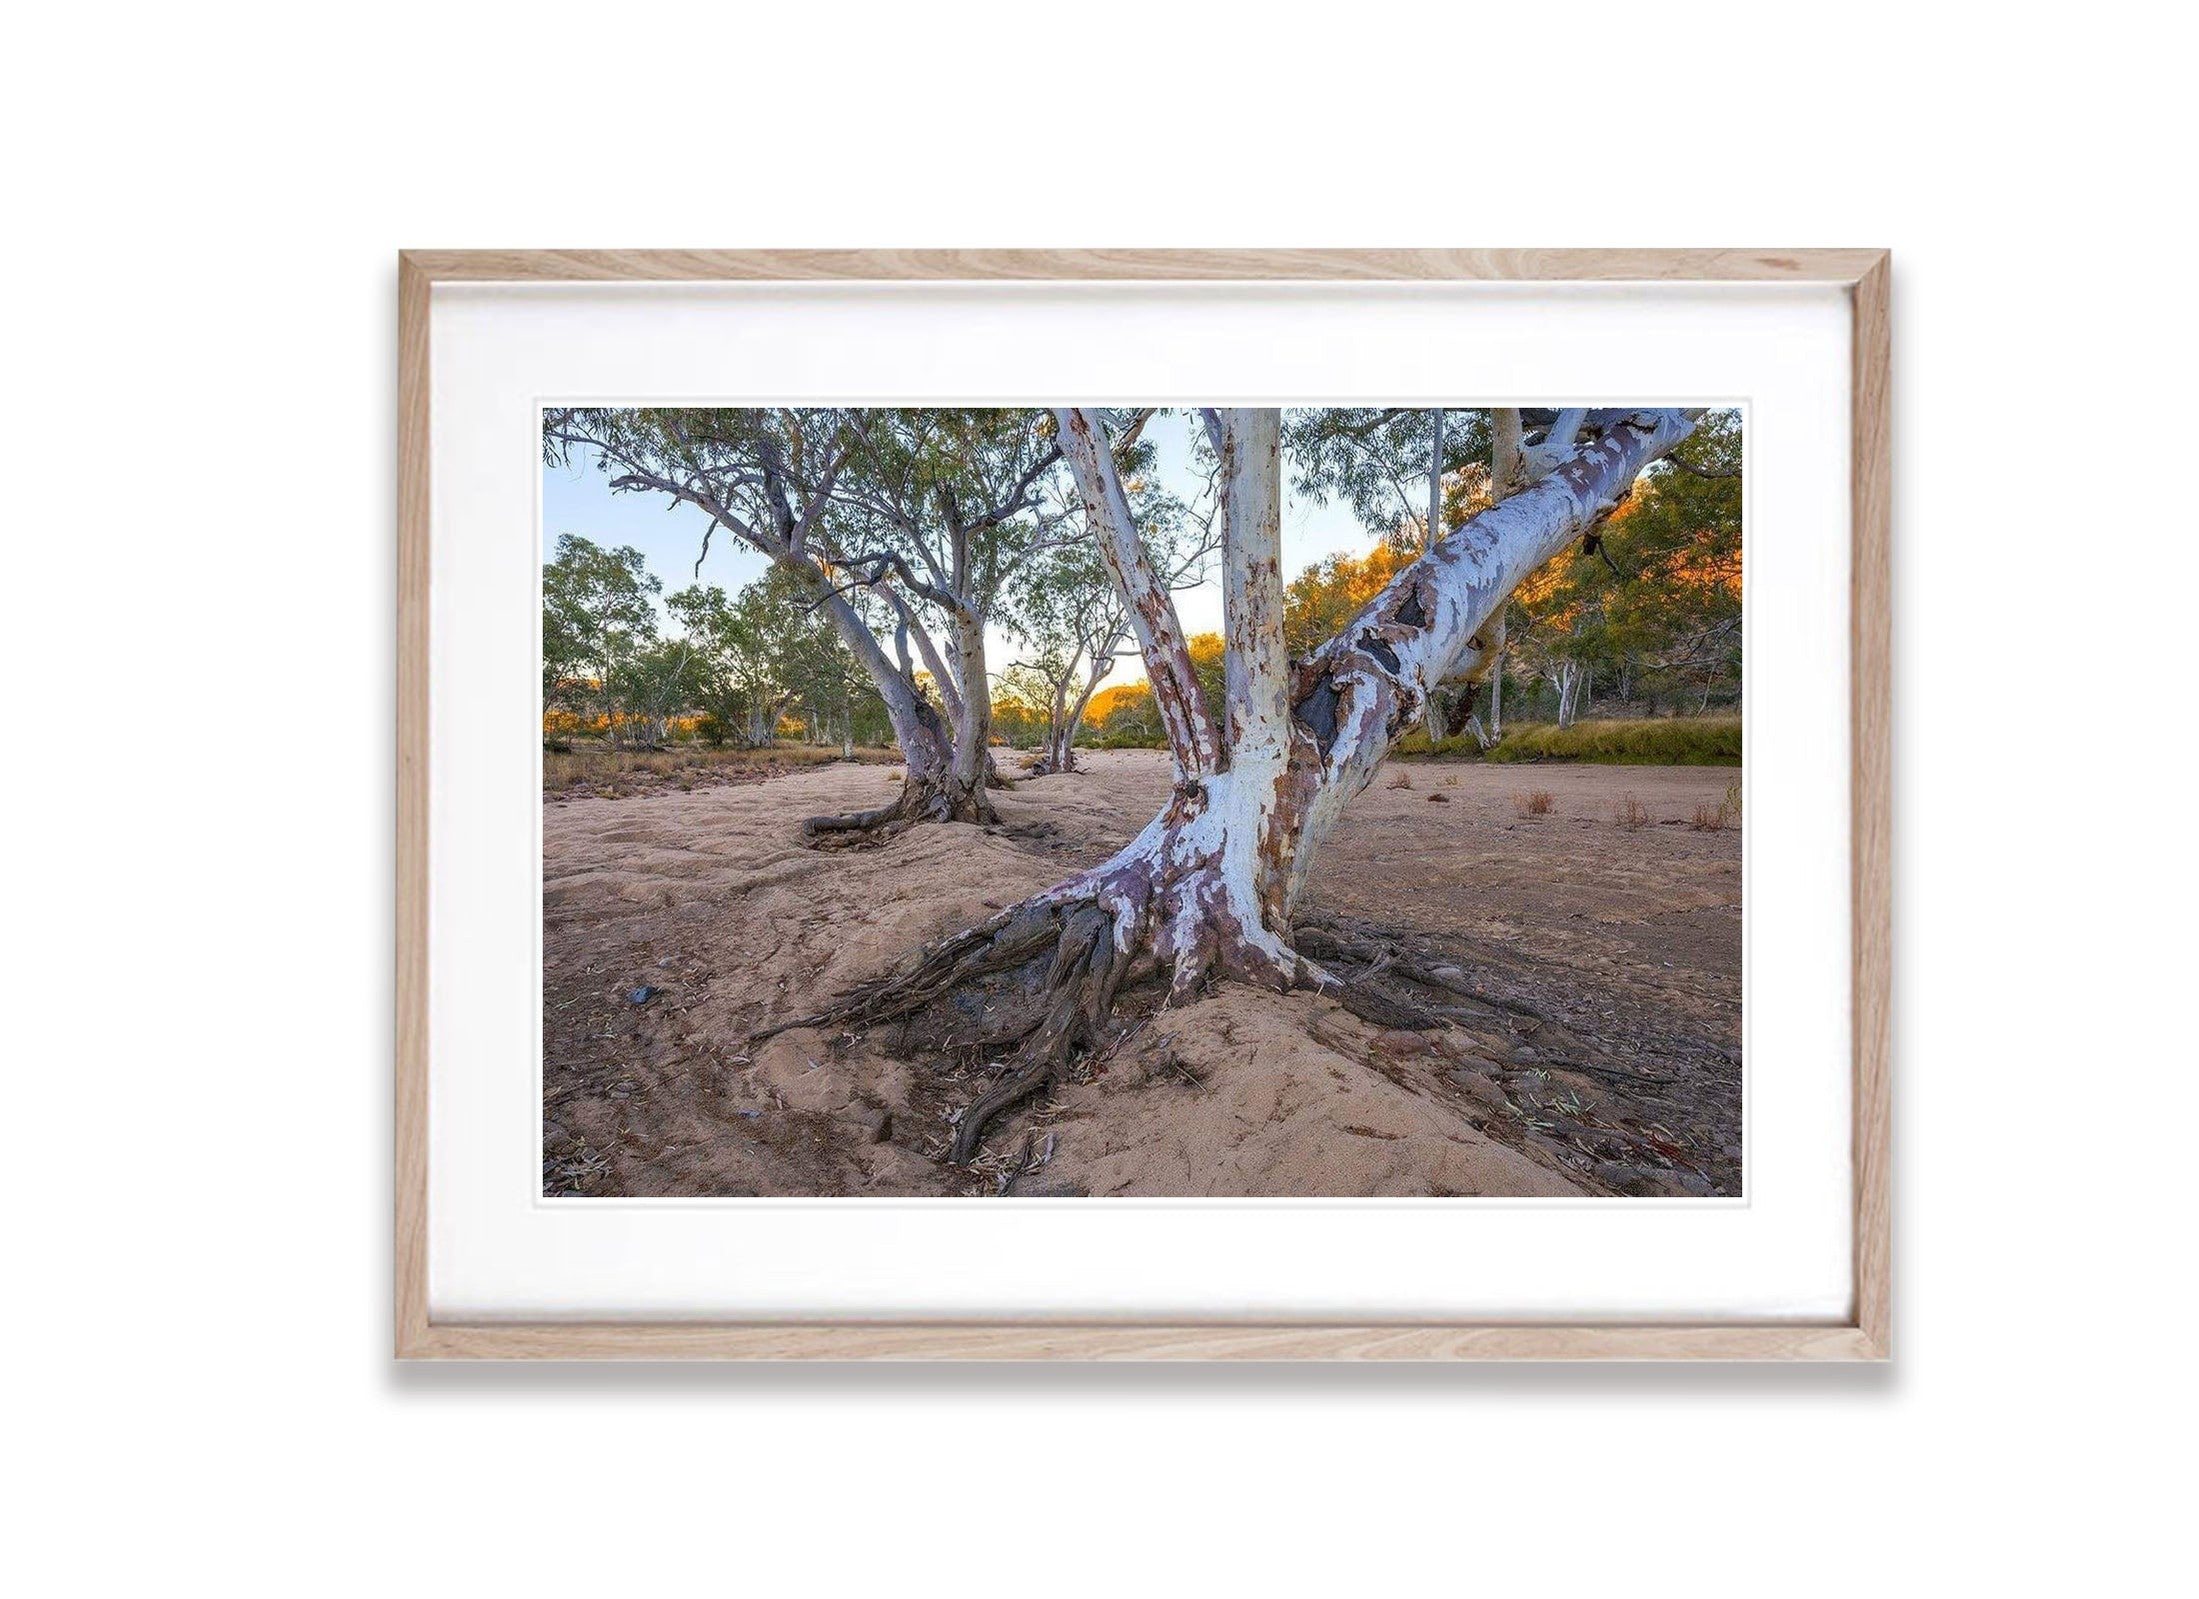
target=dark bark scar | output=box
[1359,631,1402,674]
[1296,672,1343,757]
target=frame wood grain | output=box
[397,248,1890,1360]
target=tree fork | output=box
[776,407,1701,1158]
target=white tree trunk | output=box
[1489,627,1504,739]
[1053,407,1695,966]
[1049,632,1121,773]
[949,621,993,800]
[1204,407,1301,973]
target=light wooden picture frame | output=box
[397,248,1890,1360]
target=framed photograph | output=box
[397,249,1889,1359]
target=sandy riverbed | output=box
[544,748,1742,1198]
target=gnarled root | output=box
[762,895,1073,1039]
[948,903,1127,1162]
[761,810,1329,1162]
[754,889,1129,1163]
[1294,914,1547,1029]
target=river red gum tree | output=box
[793,404,1704,1159]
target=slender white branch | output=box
[1053,407,1221,782]
[1519,407,1588,484]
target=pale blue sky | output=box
[541,409,1394,680]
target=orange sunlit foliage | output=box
[1512,491,1742,623]
[1077,631,1229,746]
[1282,543,1415,653]
[1626,485,1741,603]
[1086,683,1149,724]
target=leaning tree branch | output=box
[1054,406,1223,784]
[832,548,967,619]
[961,435,1066,535]
[783,436,853,558]
[869,579,963,723]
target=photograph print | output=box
[540,405,1742,1199]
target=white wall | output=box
[7,3,2186,1594]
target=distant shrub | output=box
[1483,718,1741,766]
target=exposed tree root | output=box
[800,801,919,847]
[944,904,1129,1160]
[1333,980,1445,1031]
[800,771,996,848]
[758,787,1338,1162]
[755,889,1132,1160]
[1293,917,1554,1029]
[752,877,1510,1164]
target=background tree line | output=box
[542,407,1738,771]
[543,534,895,754]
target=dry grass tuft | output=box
[1615,793,1652,830]
[1515,789,1555,818]
[1388,769,1413,789]
[1690,780,1743,831]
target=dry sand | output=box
[544,749,1742,1198]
